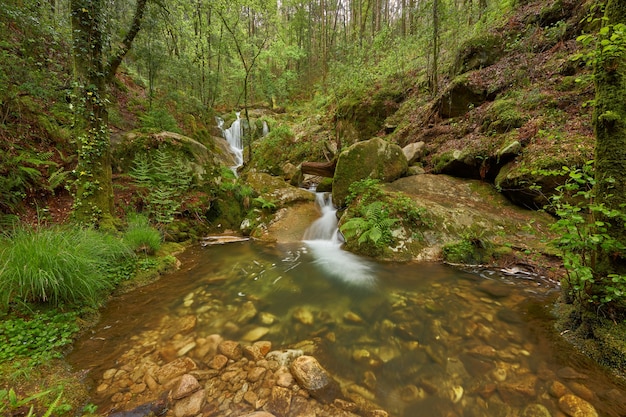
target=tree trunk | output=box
[594,0,626,276]
[71,0,147,227]
[71,0,114,226]
[301,160,337,177]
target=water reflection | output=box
[68,243,626,416]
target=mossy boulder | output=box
[435,74,495,119]
[332,138,408,207]
[243,172,315,207]
[453,33,505,75]
[112,131,236,176]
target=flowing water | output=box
[216,112,244,171]
[68,195,626,416]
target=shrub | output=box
[0,227,134,310]
[340,201,398,247]
[123,214,162,254]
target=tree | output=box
[593,0,626,281]
[70,0,147,226]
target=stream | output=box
[68,195,626,417]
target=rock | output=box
[558,394,598,417]
[292,307,314,325]
[208,354,229,370]
[247,366,267,383]
[171,374,200,400]
[173,389,205,417]
[239,413,277,417]
[243,345,265,361]
[266,349,304,366]
[477,281,512,298]
[177,315,197,333]
[266,386,292,416]
[107,396,169,417]
[154,357,197,385]
[218,340,243,360]
[332,137,408,207]
[254,340,272,356]
[242,327,270,342]
[568,381,595,402]
[343,311,364,324]
[497,374,538,406]
[290,355,342,404]
[549,380,570,398]
[402,141,425,165]
[237,301,258,324]
[521,403,552,417]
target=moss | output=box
[442,239,487,264]
[454,33,504,74]
[483,99,527,133]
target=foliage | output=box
[0,149,57,214]
[130,149,194,224]
[0,310,78,364]
[547,162,626,311]
[340,201,398,247]
[123,214,162,254]
[0,387,64,417]
[341,179,431,252]
[0,227,134,310]
[139,108,181,133]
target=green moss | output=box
[483,99,527,133]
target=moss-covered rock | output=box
[332,138,408,207]
[453,33,505,75]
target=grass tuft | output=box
[0,226,134,310]
[122,214,162,255]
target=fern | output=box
[341,201,398,247]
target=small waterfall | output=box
[216,112,244,171]
[262,120,269,137]
[303,192,376,288]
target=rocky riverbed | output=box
[69,242,626,417]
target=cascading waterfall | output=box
[216,112,244,171]
[303,192,376,288]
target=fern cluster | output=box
[130,149,193,223]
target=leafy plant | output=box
[253,196,277,211]
[130,149,194,223]
[0,309,79,364]
[0,227,134,310]
[139,108,181,133]
[547,162,626,311]
[340,201,398,246]
[0,388,63,417]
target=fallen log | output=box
[301,160,337,178]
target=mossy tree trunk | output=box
[593,0,626,278]
[70,0,147,227]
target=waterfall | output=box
[262,120,269,137]
[303,192,376,288]
[216,112,244,171]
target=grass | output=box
[0,226,134,310]
[123,213,162,255]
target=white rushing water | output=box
[303,192,376,288]
[216,112,244,171]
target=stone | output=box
[275,366,294,388]
[177,315,197,333]
[521,403,552,417]
[266,386,292,417]
[208,354,229,370]
[254,340,272,356]
[103,368,117,380]
[549,380,570,398]
[154,357,197,385]
[568,381,595,401]
[497,374,538,406]
[239,413,276,417]
[332,137,408,207]
[173,389,205,417]
[558,394,598,417]
[402,141,425,165]
[247,366,267,383]
[237,301,258,324]
[243,345,265,361]
[290,355,342,404]
[171,374,200,400]
[242,327,270,342]
[266,349,304,366]
[343,311,364,324]
[557,367,588,380]
[218,340,243,360]
[292,307,314,325]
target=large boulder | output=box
[332,138,408,207]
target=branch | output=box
[106,0,149,82]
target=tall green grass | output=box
[122,214,162,255]
[0,227,134,310]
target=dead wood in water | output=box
[301,160,337,178]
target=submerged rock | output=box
[290,355,342,404]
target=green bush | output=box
[123,214,162,254]
[139,108,181,133]
[0,227,134,310]
[340,201,398,247]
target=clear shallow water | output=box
[68,242,626,416]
